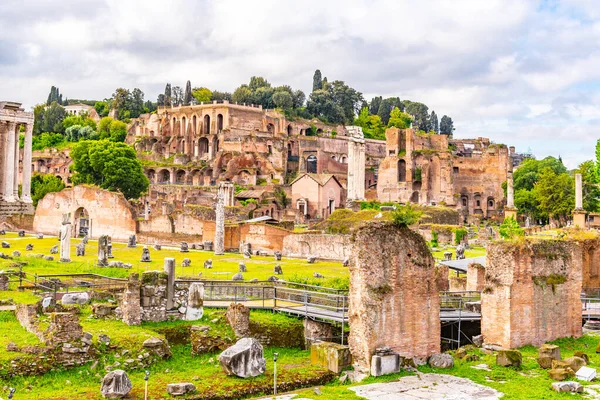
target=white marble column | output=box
[13,126,19,200]
[506,172,514,208]
[0,122,6,200]
[214,186,225,255]
[21,124,33,203]
[4,121,16,202]
[575,173,583,210]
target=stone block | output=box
[548,368,575,381]
[428,353,454,369]
[142,337,171,358]
[226,303,249,337]
[496,350,521,367]
[564,356,586,372]
[100,370,132,399]
[575,365,596,381]
[219,338,266,378]
[574,351,589,364]
[371,350,400,376]
[167,383,196,396]
[310,341,352,374]
[61,292,90,305]
[551,381,583,393]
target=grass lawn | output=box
[0,233,349,287]
[431,245,487,261]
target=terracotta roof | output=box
[235,190,265,199]
[290,173,342,187]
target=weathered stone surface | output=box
[44,312,83,345]
[307,256,316,263]
[574,350,589,364]
[428,353,454,369]
[496,350,521,367]
[563,356,586,372]
[551,381,583,393]
[180,242,189,252]
[93,303,117,317]
[348,222,440,373]
[371,348,400,376]
[185,282,204,321]
[349,373,503,400]
[226,303,249,337]
[76,242,85,256]
[539,344,561,360]
[548,368,575,381]
[239,262,247,272]
[167,383,196,396]
[50,245,58,254]
[101,370,132,399]
[143,337,171,358]
[537,355,554,369]
[311,341,352,374]
[204,259,213,269]
[274,264,283,275]
[154,244,162,250]
[140,246,151,262]
[127,235,136,248]
[61,292,90,305]
[122,273,141,326]
[25,244,33,251]
[232,272,244,281]
[274,251,282,261]
[1,241,9,248]
[182,258,191,267]
[219,338,266,378]
[12,250,20,257]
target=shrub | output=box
[391,204,422,227]
[454,228,467,244]
[499,217,524,239]
[431,230,439,247]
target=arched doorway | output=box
[217,114,223,131]
[198,137,209,157]
[204,115,211,135]
[306,155,317,173]
[159,169,171,184]
[147,169,156,183]
[287,125,292,136]
[398,160,406,182]
[74,207,89,237]
[410,191,419,204]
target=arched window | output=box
[398,160,406,182]
[287,125,292,136]
[204,115,211,135]
[217,114,223,131]
[306,155,317,173]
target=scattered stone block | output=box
[93,303,117,317]
[342,257,349,267]
[472,335,483,347]
[274,264,283,275]
[1,241,10,248]
[76,243,85,256]
[154,244,162,251]
[98,334,111,345]
[371,347,400,376]
[143,337,171,358]
[182,258,191,267]
[551,381,583,393]
[12,250,20,257]
[496,350,522,367]
[185,282,204,321]
[203,241,213,251]
[37,233,43,239]
[44,256,54,261]
[18,230,25,237]
[267,276,278,282]
[127,235,136,248]
[25,244,33,251]
[538,344,561,369]
[310,341,351,374]
[62,292,90,305]
[219,338,266,378]
[50,245,58,254]
[232,273,244,281]
[575,365,596,381]
[243,250,252,259]
[574,351,589,364]
[307,256,317,263]
[313,272,324,278]
[101,369,132,398]
[443,251,452,261]
[564,356,586,372]
[180,242,189,252]
[204,259,213,269]
[274,251,282,261]
[226,303,249,337]
[428,353,454,369]
[167,383,196,396]
[238,262,246,272]
[548,368,574,381]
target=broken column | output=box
[214,184,225,255]
[221,181,235,207]
[59,213,71,263]
[504,169,517,220]
[348,222,440,373]
[122,273,141,326]
[574,173,586,228]
[163,258,175,310]
[185,282,204,320]
[97,235,109,266]
[466,262,485,292]
[481,239,583,348]
[346,126,366,207]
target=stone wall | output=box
[283,233,352,261]
[466,263,485,292]
[481,239,584,349]
[348,222,440,372]
[239,224,291,253]
[33,186,136,241]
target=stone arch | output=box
[237,170,253,185]
[410,191,419,203]
[398,159,407,182]
[287,143,292,157]
[267,123,275,135]
[192,115,198,135]
[147,169,156,183]
[181,116,186,136]
[175,169,186,184]
[287,124,293,136]
[217,114,223,131]
[198,137,209,157]
[204,115,211,135]
[316,128,323,136]
[306,155,317,173]
[190,169,202,186]
[340,155,347,164]
[159,169,171,184]
[474,193,482,210]
[74,207,89,237]
[487,196,495,210]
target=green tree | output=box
[156,94,165,107]
[354,107,385,140]
[164,83,172,107]
[183,80,192,106]
[232,85,253,104]
[514,188,539,221]
[369,96,382,115]
[430,111,439,133]
[404,101,429,131]
[306,90,345,124]
[533,167,574,223]
[33,102,66,135]
[211,91,232,101]
[31,173,65,206]
[65,125,97,142]
[387,107,412,129]
[94,101,110,117]
[46,86,63,105]
[577,160,600,212]
[439,115,454,135]
[272,90,293,109]
[63,115,96,131]
[97,117,127,142]
[293,90,305,108]
[31,132,65,150]
[391,204,422,227]
[248,76,271,91]
[71,140,149,199]
[312,69,322,92]
[514,157,567,191]
[192,87,212,103]
[499,217,524,239]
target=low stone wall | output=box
[283,233,351,260]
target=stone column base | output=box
[573,210,586,229]
[504,207,517,221]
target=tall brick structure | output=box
[348,222,440,372]
[482,239,585,348]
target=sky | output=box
[1,0,600,168]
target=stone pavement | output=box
[258,373,503,399]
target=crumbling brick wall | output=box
[482,239,583,348]
[466,263,485,292]
[348,222,440,372]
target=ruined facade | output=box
[0,101,34,216]
[377,128,511,222]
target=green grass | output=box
[0,233,348,284]
[0,311,42,362]
[431,246,486,261]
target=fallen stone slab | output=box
[62,292,90,305]
[552,381,583,393]
[101,369,132,399]
[167,382,196,396]
[349,373,503,399]
[219,337,266,378]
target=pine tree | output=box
[164,84,172,107]
[183,80,192,106]
[312,70,322,92]
[430,111,439,133]
[439,115,454,135]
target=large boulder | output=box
[61,292,90,305]
[428,353,454,369]
[167,383,196,396]
[101,370,132,399]
[219,338,266,378]
[548,368,575,381]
